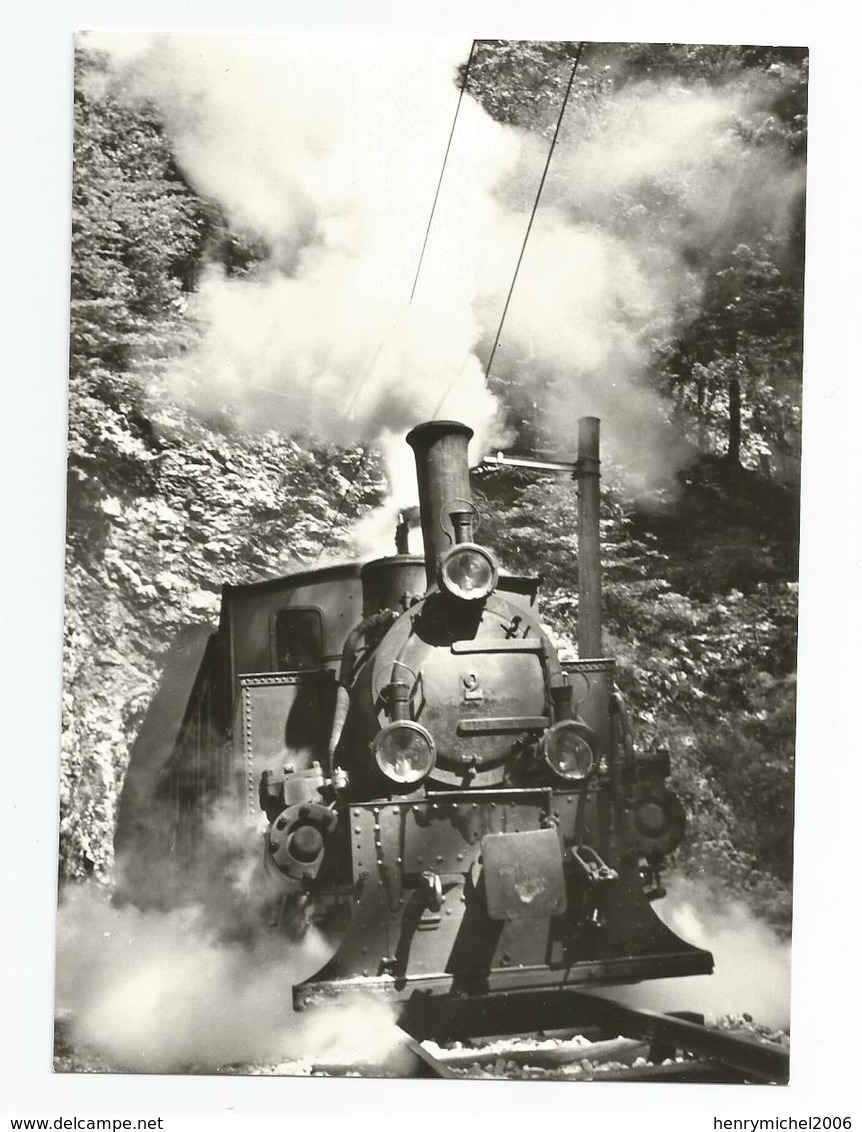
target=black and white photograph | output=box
[5,9,860,1121]
[49,31,807,1084]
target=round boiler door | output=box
[371,592,551,785]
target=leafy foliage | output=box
[71,51,208,370]
[465,41,608,133]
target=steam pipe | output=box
[449,506,475,545]
[610,691,635,803]
[395,511,410,555]
[328,609,397,768]
[406,420,474,589]
[575,416,602,658]
[387,681,411,721]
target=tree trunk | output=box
[727,377,741,466]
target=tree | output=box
[71,48,213,372]
[465,41,806,475]
[670,240,804,472]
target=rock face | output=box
[62,406,384,881]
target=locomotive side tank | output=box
[150,416,712,1001]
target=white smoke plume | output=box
[84,34,804,504]
[56,885,406,1072]
[604,876,791,1029]
[57,795,409,1073]
[87,32,514,500]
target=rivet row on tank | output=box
[373,823,380,832]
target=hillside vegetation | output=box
[63,42,804,931]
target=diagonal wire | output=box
[409,39,478,305]
[432,41,585,418]
[341,38,479,428]
[482,42,584,383]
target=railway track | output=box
[55,990,789,1081]
[389,989,790,1083]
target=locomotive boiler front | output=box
[338,420,567,792]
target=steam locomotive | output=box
[121,417,713,1005]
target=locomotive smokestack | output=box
[576,416,603,658]
[406,420,474,589]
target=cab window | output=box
[273,608,323,671]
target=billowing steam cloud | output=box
[86,33,803,503]
[56,887,408,1073]
[602,877,791,1029]
[57,802,409,1073]
[87,32,514,513]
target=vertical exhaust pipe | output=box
[575,416,602,658]
[406,420,474,590]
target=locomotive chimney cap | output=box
[406,420,474,449]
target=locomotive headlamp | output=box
[437,543,498,602]
[372,721,436,786]
[541,720,596,781]
[631,783,686,855]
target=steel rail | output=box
[569,994,789,1083]
[395,987,788,1083]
